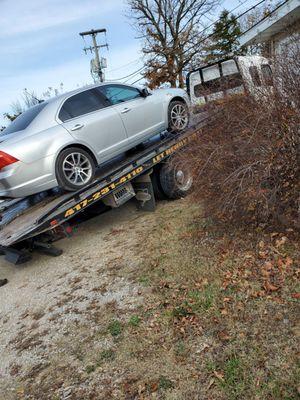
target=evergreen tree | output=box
[204,10,245,63]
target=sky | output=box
[0,0,259,126]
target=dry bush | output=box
[184,45,300,229]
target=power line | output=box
[106,57,142,74]
[112,65,146,82]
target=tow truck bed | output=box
[0,128,196,263]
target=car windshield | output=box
[1,102,48,136]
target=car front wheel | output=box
[168,100,189,132]
[55,147,96,192]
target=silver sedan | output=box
[0,82,190,198]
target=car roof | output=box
[48,81,138,107]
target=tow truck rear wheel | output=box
[151,166,167,200]
[56,147,96,192]
[159,160,193,199]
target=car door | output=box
[98,84,165,144]
[58,88,128,162]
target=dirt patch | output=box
[0,203,150,399]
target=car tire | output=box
[55,147,96,192]
[159,159,193,199]
[168,100,189,132]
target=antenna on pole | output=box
[79,28,108,82]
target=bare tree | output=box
[127,0,217,88]
[239,0,281,55]
[3,84,64,124]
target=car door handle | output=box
[121,108,131,114]
[70,124,84,131]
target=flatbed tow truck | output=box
[0,127,197,265]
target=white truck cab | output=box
[187,55,273,108]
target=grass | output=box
[129,315,141,327]
[220,356,247,400]
[9,199,299,400]
[85,364,96,374]
[174,340,188,358]
[188,284,218,311]
[108,320,122,337]
[99,349,115,361]
[158,375,173,390]
[114,200,300,399]
[138,275,150,286]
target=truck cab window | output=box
[249,66,261,87]
[261,64,273,86]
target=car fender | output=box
[153,88,190,121]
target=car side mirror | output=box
[140,88,150,98]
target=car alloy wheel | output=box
[62,152,93,186]
[170,103,189,131]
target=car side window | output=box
[59,88,109,122]
[98,85,141,105]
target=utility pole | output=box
[79,29,108,82]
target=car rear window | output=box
[1,102,48,135]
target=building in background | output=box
[239,0,300,55]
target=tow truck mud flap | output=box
[133,171,156,212]
[0,246,32,265]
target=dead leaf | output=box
[291,293,300,299]
[150,382,158,392]
[223,297,232,303]
[275,236,288,248]
[264,261,273,271]
[259,251,268,259]
[207,378,215,389]
[285,257,293,267]
[264,282,280,292]
[244,253,254,259]
[271,232,279,237]
[218,330,230,341]
[213,370,224,381]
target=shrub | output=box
[184,44,300,229]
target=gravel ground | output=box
[0,201,156,399]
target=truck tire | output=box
[151,166,167,200]
[168,100,189,132]
[159,160,193,199]
[56,147,96,192]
